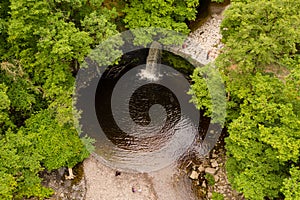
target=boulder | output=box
[198,166,205,172]
[189,170,199,180]
[211,160,218,168]
[205,167,217,175]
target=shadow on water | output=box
[94,47,205,158]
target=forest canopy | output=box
[190,0,300,199]
[0,0,118,198]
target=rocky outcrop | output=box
[187,147,244,200]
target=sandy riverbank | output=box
[84,155,157,200]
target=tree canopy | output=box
[0,0,117,198]
[189,0,300,199]
[123,0,199,45]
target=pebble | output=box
[132,187,136,193]
[214,175,220,182]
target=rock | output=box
[198,166,205,172]
[212,152,218,158]
[205,167,217,175]
[176,11,224,65]
[58,167,66,178]
[192,165,199,171]
[214,175,220,182]
[132,187,136,193]
[186,160,193,169]
[189,170,199,180]
[211,160,218,168]
[202,181,207,188]
[207,191,212,199]
[115,171,121,176]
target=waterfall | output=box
[139,41,162,81]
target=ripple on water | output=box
[94,62,200,172]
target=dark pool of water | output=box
[78,48,209,172]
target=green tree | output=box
[0,83,13,134]
[189,0,300,199]
[219,0,299,199]
[0,0,10,61]
[123,0,199,45]
[225,73,300,199]
[281,166,300,200]
[0,0,118,198]
[220,0,300,71]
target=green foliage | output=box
[0,0,120,198]
[21,110,90,170]
[81,8,119,46]
[0,84,10,110]
[188,64,226,124]
[212,192,224,200]
[0,62,43,127]
[123,0,199,45]
[0,0,202,198]
[211,0,300,199]
[0,130,53,199]
[220,0,300,71]
[129,27,187,47]
[205,173,215,186]
[0,172,16,200]
[281,166,300,200]
[81,135,96,154]
[0,84,13,134]
[226,74,300,199]
[223,69,300,200]
[189,0,300,199]
[0,0,10,61]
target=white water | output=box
[139,41,162,81]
